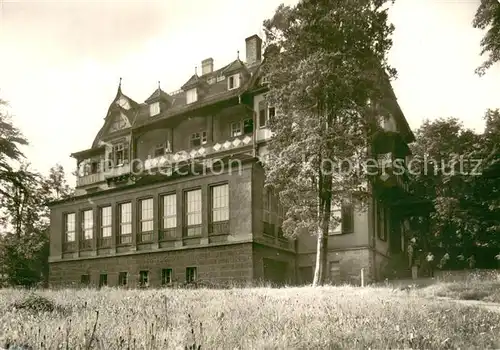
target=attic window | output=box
[207,77,216,85]
[228,74,240,90]
[149,102,160,117]
[186,88,197,104]
[110,114,127,132]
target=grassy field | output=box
[1,285,500,349]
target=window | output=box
[186,88,197,104]
[243,118,253,134]
[377,203,387,241]
[139,270,149,287]
[262,188,274,236]
[81,274,90,285]
[258,101,275,128]
[82,209,93,240]
[118,272,128,286]
[161,194,176,239]
[185,189,202,237]
[162,268,173,285]
[341,202,354,234]
[190,131,207,147]
[210,184,229,234]
[90,161,99,174]
[329,201,354,235]
[186,267,197,283]
[100,206,112,238]
[211,184,229,222]
[154,142,171,157]
[258,101,267,127]
[113,143,129,166]
[139,198,153,242]
[64,213,76,242]
[118,202,132,244]
[231,122,242,137]
[99,274,108,287]
[268,107,276,120]
[149,102,160,117]
[227,74,240,90]
[277,201,285,239]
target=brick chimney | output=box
[245,34,262,66]
[201,58,214,75]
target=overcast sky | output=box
[1,0,499,181]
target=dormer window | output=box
[228,74,240,90]
[186,88,197,104]
[149,102,160,117]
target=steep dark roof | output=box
[144,87,171,104]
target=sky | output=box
[1,0,499,183]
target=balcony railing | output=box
[76,164,132,187]
[144,134,254,171]
[76,172,105,187]
[209,221,229,235]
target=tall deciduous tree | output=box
[473,0,500,75]
[262,0,396,285]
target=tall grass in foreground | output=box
[0,286,499,349]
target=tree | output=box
[473,0,500,75]
[408,113,500,270]
[0,98,29,200]
[0,163,73,286]
[261,0,397,285]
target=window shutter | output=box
[341,202,354,234]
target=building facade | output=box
[48,34,415,287]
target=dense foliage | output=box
[408,111,500,269]
[473,0,500,75]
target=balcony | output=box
[77,172,105,187]
[76,164,132,188]
[144,134,254,171]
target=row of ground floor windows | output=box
[81,267,197,287]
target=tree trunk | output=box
[313,225,324,286]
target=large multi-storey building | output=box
[48,34,415,287]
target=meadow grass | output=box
[0,285,499,349]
